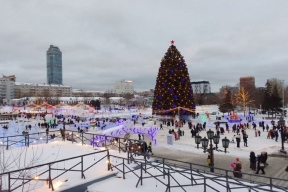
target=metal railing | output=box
[108,152,288,192]
[0,129,141,152]
[0,149,109,191]
[1,130,288,191]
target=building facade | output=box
[190,81,211,94]
[0,75,15,104]
[239,76,255,90]
[113,80,134,94]
[14,82,72,98]
[72,89,103,97]
[47,45,62,84]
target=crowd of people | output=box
[158,115,288,179]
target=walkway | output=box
[153,146,288,188]
[60,173,116,192]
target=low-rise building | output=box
[14,82,72,98]
[72,89,103,97]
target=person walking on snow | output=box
[249,151,257,171]
[255,154,266,174]
[233,158,242,178]
[275,130,279,142]
[243,133,248,147]
[147,142,154,155]
[236,134,241,148]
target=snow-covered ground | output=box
[160,105,287,157]
[0,141,124,192]
[0,137,284,192]
[0,105,287,192]
[1,105,287,159]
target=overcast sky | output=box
[1,0,288,92]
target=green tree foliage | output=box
[95,99,101,110]
[262,80,282,117]
[219,89,234,113]
[90,99,101,110]
[262,80,273,111]
[152,44,195,116]
[271,84,282,111]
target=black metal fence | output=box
[0,149,109,191]
[0,130,140,152]
[1,130,288,191]
[108,152,288,192]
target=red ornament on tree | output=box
[170,40,175,45]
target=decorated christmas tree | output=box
[152,41,195,117]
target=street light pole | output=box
[209,140,214,172]
[281,80,285,153]
[282,80,285,116]
[197,130,228,173]
[278,117,285,153]
[281,124,284,152]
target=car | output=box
[211,112,217,115]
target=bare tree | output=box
[102,91,114,110]
[121,93,134,107]
[234,87,254,116]
[268,78,284,96]
[0,142,49,191]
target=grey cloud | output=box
[1,0,288,93]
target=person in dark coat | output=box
[225,122,229,132]
[236,134,241,148]
[275,130,279,142]
[147,142,153,155]
[203,122,206,130]
[160,123,163,130]
[243,133,248,147]
[249,151,257,171]
[266,124,269,132]
[255,154,265,174]
[233,158,242,178]
[262,152,268,166]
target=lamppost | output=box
[278,117,286,154]
[195,129,230,172]
[282,80,285,113]
[195,134,202,149]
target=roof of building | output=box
[191,81,210,84]
[2,75,16,82]
[117,80,133,83]
[240,76,255,79]
[11,96,131,102]
[72,89,104,93]
[15,82,71,88]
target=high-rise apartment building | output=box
[240,76,255,90]
[0,75,15,104]
[113,80,134,94]
[47,45,62,84]
[190,81,211,94]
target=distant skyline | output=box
[1,1,288,92]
